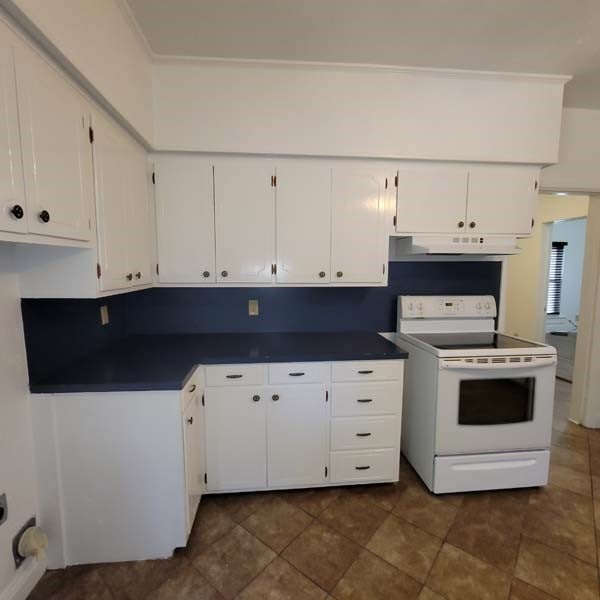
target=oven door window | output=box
[458,377,535,425]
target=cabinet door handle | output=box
[126,273,133,281]
[252,395,260,402]
[288,372,305,377]
[38,210,50,223]
[226,374,243,379]
[358,370,373,375]
[355,465,371,470]
[10,204,24,219]
[357,398,373,403]
[356,432,372,437]
[188,384,197,393]
[272,394,279,401]
[186,417,193,425]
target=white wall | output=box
[153,59,566,163]
[549,218,587,325]
[0,244,39,596]
[503,194,589,341]
[541,108,600,193]
[1,0,153,144]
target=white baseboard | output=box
[0,557,46,600]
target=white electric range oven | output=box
[382,295,557,494]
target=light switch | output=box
[100,305,109,326]
[248,299,259,316]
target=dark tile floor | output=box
[30,379,600,599]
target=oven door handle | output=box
[440,356,556,370]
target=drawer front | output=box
[268,362,330,385]
[331,416,398,450]
[205,364,267,387]
[331,382,400,416]
[332,360,403,382]
[330,449,397,483]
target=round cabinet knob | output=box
[336,271,343,278]
[38,210,50,223]
[203,271,210,278]
[221,270,228,278]
[469,221,476,229]
[252,395,260,402]
[319,271,326,278]
[272,394,279,401]
[10,204,24,220]
[126,273,133,281]
[457,221,465,228]
[135,272,142,279]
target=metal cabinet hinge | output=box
[156,263,159,276]
[325,390,329,402]
[201,394,205,406]
[204,473,207,484]
[271,263,277,275]
[325,466,328,478]
[393,215,397,227]
[383,263,386,275]
[88,126,94,144]
[385,177,388,189]
[394,174,398,187]
[152,172,155,185]
[96,262,101,279]
[271,174,277,187]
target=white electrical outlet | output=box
[100,305,109,325]
[248,299,259,316]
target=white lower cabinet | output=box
[183,391,204,534]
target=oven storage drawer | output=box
[268,362,330,384]
[205,364,267,387]
[331,417,398,450]
[330,449,397,483]
[331,382,399,416]
[433,450,550,494]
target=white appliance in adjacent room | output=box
[382,295,557,494]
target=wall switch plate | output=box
[248,299,259,316]
[0,493,7,526]
[100,305,109,325]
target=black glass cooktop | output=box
[410,332,543,350]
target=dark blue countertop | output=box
[29,332,409,394]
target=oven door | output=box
[435,356,556,454]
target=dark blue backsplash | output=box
[21,261,501,383]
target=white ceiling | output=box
[126,0,600,108]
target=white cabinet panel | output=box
[0,31,26,235]
[155,156,215,283]
[331,168,385,284]
[467,168,539,235]
[267,385,328,487]
[276,164,331,283]
[15,43,92,241]
[395,168,468,234]
[214,161,275,283]
[204,387,267,490]
[183,393,203,534]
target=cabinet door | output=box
[267,385,328,487]
[331,168,385,284]
[92,113,131,292]
[276,164,331,283]
[127,140,153,287]
[214,161,275,283]
[155,156,215,283]
[15,43,92,241]
[0,32,26,235]
[466,168,539,235]
[183,394,203,534]
[395,168,468,234]
[204,387,267,491]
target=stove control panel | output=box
[398,295,497,319]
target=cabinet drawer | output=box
[332,360,403,382]
[330,449,397,483]
[268,362,330,384]
[205,364,267,387]
[331,417,398,450]
[331,382,400,416]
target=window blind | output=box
[546,241,568,315]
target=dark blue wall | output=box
[21,261,501,383]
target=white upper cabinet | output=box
[276,164,331,284]
[331,167,385,284]
[395,168,468,234]
[214,161,275,283]
[15,41,93,241]
[155,156,215,283]
[267,385,329,487]
[0,30,26,235]
[466,168,539,236]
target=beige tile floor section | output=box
[30,379,600,599]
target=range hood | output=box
[392,234,522,256]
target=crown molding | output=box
[113,0,155,60]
